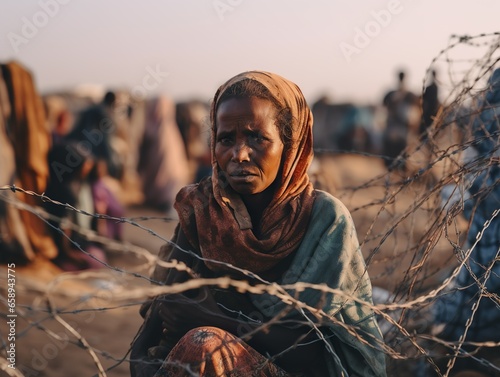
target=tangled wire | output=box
[1,32,499,377]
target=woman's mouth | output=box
[230,169,256,177]
[229,170,257,182]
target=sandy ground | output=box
[0,206,177,377]
[0,152,492,377]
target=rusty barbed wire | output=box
[1,32,500,377]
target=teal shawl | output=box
[251,190,387,376]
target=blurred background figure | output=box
[44,95,75,145]
[175,99,211,182]
[420,69,441,139]
[381,70,420,168]
[0,64,25,260]
[46,88,129,270]
[434,68,500,349]
[311,95,380,155]
[137,96,190,213]
[0,61,58,263]
[0,61,127,270]
[112,92,146,206]
[65,90,123,180]
[44,143,106,270]
[336,104,375,153]
[311,95,335,151]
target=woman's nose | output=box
[231,143,251,162]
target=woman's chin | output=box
[229,183,259,196]
[228,177,260,195]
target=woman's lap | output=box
[154,327,291,377]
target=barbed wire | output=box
[1,32,500,377]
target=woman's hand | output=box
[156,288,326,373]
[158,287,230,335]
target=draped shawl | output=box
[1,61,57,260]
[174,71,315,273]
[250,190,387,376]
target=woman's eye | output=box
[218,137,233,145]
[250,134,265,143]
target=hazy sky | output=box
[1,0,499,105]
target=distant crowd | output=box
[0,60,212,271]
[0,61,441,272]
[312,69,440,168]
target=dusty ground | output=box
[0,206,176,377]
[0,152,491,377]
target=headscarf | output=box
[175,71,315,273]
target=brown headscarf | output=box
[175,71,315,273]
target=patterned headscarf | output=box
[175,71,315,274]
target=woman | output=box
[131,71,386,376]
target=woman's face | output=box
[215,96,284,196]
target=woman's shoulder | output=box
[312,189,351,218]
[176,177,212,202]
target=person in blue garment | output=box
[433,67,500,373]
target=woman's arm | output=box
[230,316,327,372]
[130,227,198,377]
[158,286,325,372]
[158,228,326,372]
[151,225,198,285]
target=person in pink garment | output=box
[137,96,190,212]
